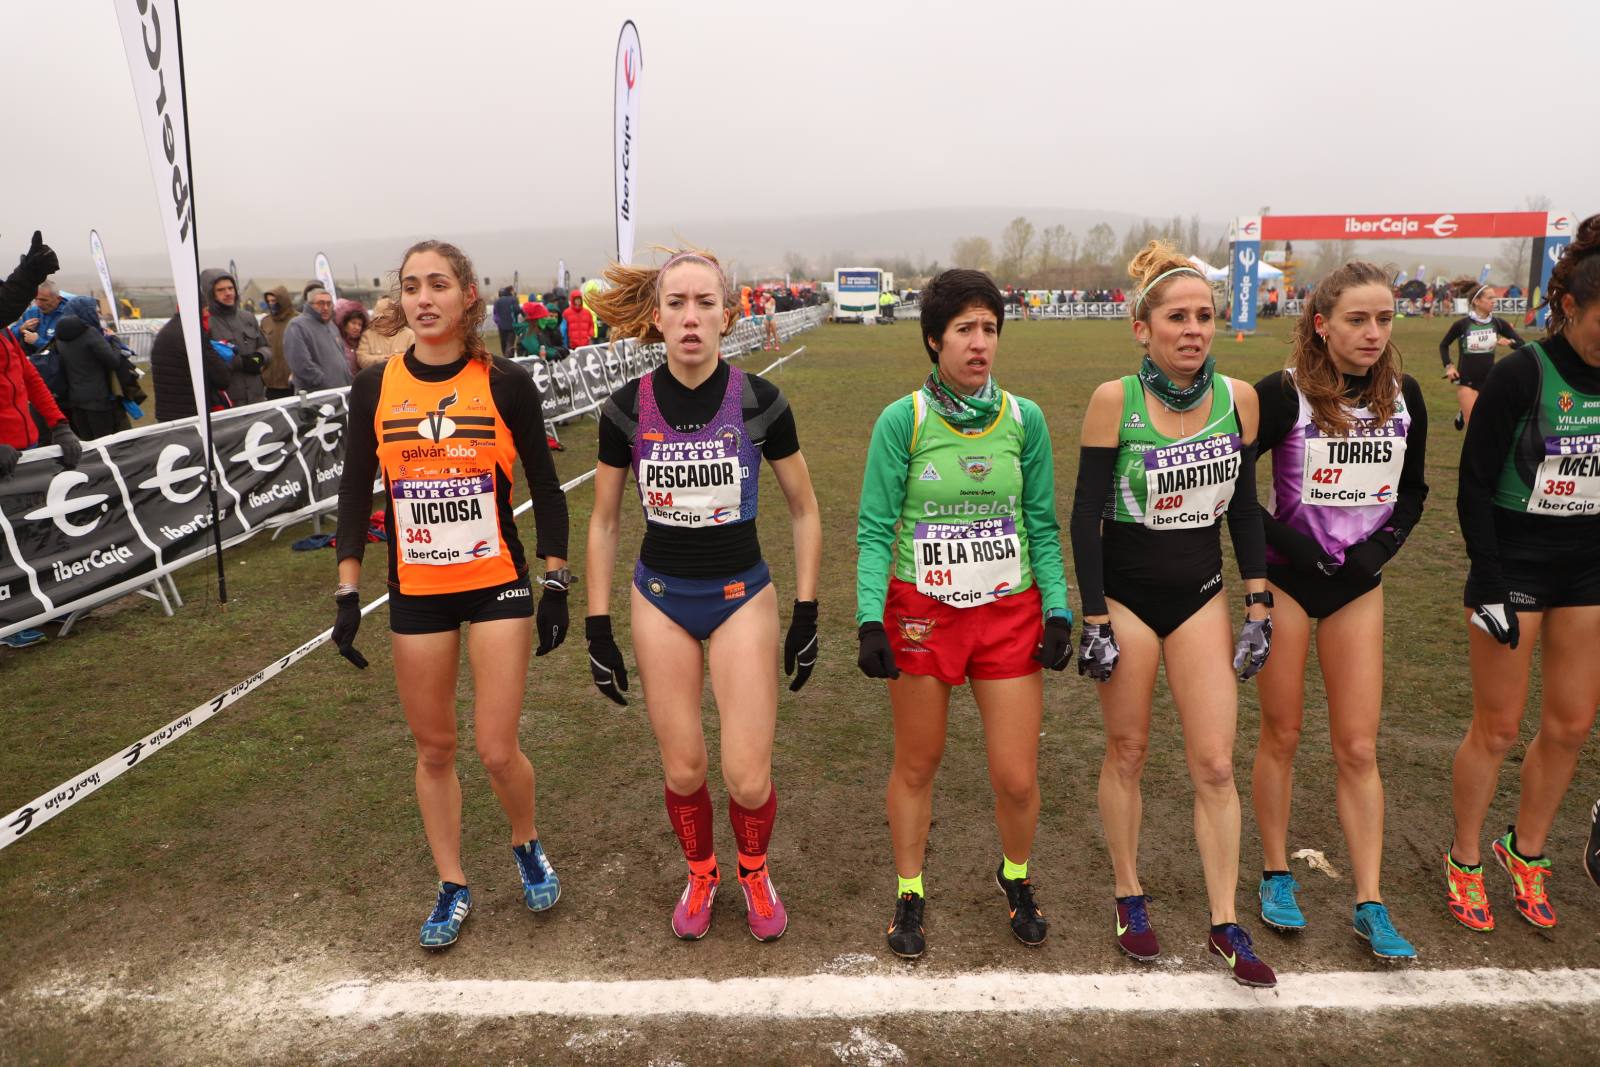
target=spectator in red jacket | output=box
[563,289,596,349]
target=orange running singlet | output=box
[374,356,520,595]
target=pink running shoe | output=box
[671,867,720,940]
[738,863,789,942]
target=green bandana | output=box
[922,372,1000,430]
[1138,354,1215,412]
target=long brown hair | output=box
[370,240,490,365]
[585,247,735,344]
[1291,261,1402,435]
[1547,213,1600,337]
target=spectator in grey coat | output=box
[281,286,351,391]
[200,267,269,405]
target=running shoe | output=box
[1454,411,1465,431]
[1492,829,1556,928]
[419,882,471,949]
[671,865,720,940]
[1207,923,1277,988]
[0,628,45,649]
[1352,902,1417,960]
[1259,874,1307,931]
[1587,798,1600,889]
[737,863,788,942]
[1114,894,1160,961]
[1444,852,1494,932]
[512,839,561,912]
[887,891,926,959]
[995,863,1048,946]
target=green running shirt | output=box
[1492,341,1600,515]
[1107,375,1243,529]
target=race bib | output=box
[1141,434,1241,530]
[1301,420,1406,507]
[913,516,1022,608]
[1463,327,1498,354]
[1528,434,1600,515]
[638,439,744,527]
[392,474,500,565]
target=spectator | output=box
[333,298,369,377]
[355,296,413,369]
[200,268,269,406]
[54,315,127,439]
[152,312,232,421]
[0,233,82,648]
[281,286,351,392]
[258,285,297,399]
[492,284,521,357]
[563,288,596,349]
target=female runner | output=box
[1441,284,1524,430]
[333,240,570,950]
[1249,261,1429,960]
[584,249,821,943]
[855,268,1073,959]
[1447,214,1600,932]
[1069,241,1276,987]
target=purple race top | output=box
[632,363,761,528]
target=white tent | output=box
[1196,254,1282,283]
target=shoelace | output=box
[1524,863,1551,902]
[744,869,774,918]
[685,872,717,916]
[428,889,460,924]
[1265,877,1299,908]
[1123,896,1151,934]
[1224,925,1260,962]
[1451,865,1489,906]
[1010,878,1041,920]
[1360,906,1399,938]
[515,848,547,886]
[894,892,923,931]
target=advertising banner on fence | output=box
[614,20,642,266]
[90,230,118,329]
[1229,216,1261,333]
[113,0,206,428]
[1258,212,1548,242]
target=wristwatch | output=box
[1243,591,1274,609]
[540,567,573,593]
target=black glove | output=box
[332,591,368,669]
[18,231,58,286]
[0,444,18,480]
[1033,615,1073,671]
[1340,532,1398,579]
[1234,615,1273,680]
[1078,621,1119,682]
[784,599,818,692]
[535,586,568,656]
[1469,602,1520,649]
[1276,523,1341,576]
[585,614,629,705]
[50,423,81,470]
[856,621,900,680]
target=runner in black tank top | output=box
[1440,284,1523,430]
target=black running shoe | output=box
[1586,798,1600,889]
[996,863,1048,946]
[1454,410,1465,431]
[887,891,926,958]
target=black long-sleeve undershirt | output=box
[337,353,568,582]
[1457,333,1600,597]
[1439,316,1523,368]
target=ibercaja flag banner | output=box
[614,20,642,266]
[113,0,205,426]
[90,230,118,329]
[315,252,338,302]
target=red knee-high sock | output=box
[729,785,777,872]
[665,783,715,868]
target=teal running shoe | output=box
[1258,874,1306,931]
[513,839,561,912]
[419,882,471,949]
[1353,902,1417,960]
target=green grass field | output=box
[3,316,1599,1065]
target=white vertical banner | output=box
[314,252,338,302]
[557,258,567,291]
[89,229,119,330]
[613,20,642,266]
[113,0,205,423]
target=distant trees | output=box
[951,236,994,271]
[995,217,1036,281]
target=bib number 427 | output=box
[1311,467,1343,485]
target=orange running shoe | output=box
[1445,853,1494,932]
[1492,829,1556,929]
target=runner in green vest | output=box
[1440,283,1523,431]
[1448,214,1600,933]
[1068,240,1276,987]
[856,268,1071,959]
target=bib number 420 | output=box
[1153,494,1184,511]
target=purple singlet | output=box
[631,364,761,530]
[1267,372,1411,565]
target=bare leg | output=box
[708,584,780,811]
[1512,605,1600,855]
[886,673,953,879]
[972,671,1044,864]
[465,616,537,844]
[1450,610,1542,866]
[1250,583,1312,874]
[394,629,466,884]
[1095,598,1161,897]
[1316,586,1386,903]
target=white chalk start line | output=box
[312,966,1600,1020]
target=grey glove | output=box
[50,423,81,470]
[1234,616,1273,680]
[1077,621,1119,682]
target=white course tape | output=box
[1,343,813,852]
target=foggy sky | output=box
[6,0,1594,281]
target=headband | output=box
[1470,284,1491,303]
[1133,266,1203,313]
[659,251,727,290]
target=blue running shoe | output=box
[513,839,561,912]
[419,882,471,949]
[1353,902,1417,960]
[1,628,46,649]
[1259,874,1306,931]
